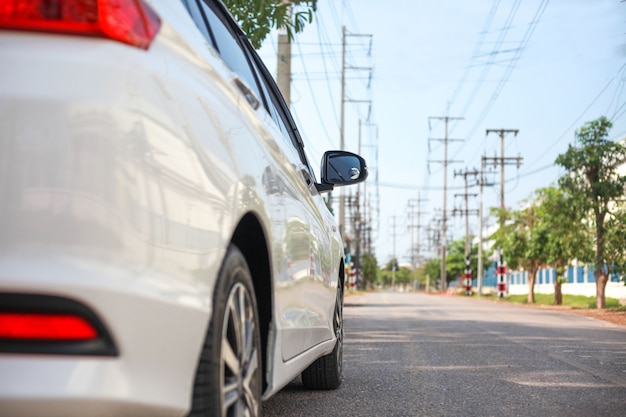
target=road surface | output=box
[262,291,626,417]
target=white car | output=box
[0,1,367,416]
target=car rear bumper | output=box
[0,252,210,417]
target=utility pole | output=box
[408,193,428,269]
[429,116,463,291]
[389,215,399,289]
[339,27,373,239]
[453,168,479,255]
[453,168,479,296]
[276,1,292,106]
[360,121,378,256]
[339,26,346,237]
[484,129,522,226]
[476,162,495,296]
[484,128,523,298]
[348,191,362,288]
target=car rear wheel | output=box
[301,283,343,390]
[188,245,262,417]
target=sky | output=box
[257,0,626,267]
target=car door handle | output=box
[298,166,314,187]
[232,76,260,110]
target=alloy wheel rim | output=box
[335,288,343,375]
[221,282,259,417]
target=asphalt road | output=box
[262,291,626,417]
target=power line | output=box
[465,0,549,139]
[294,39,335,151]
[523,62,626,173]
[445,0,502,113]
[452,0,522,133]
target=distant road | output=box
[262,291,626,417]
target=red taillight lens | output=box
[0,0,161,50]
[0,312,98,340]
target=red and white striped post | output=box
[349,267,356,289]
[464,254,472,295]
[497,252,507,298]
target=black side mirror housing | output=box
[316,151,368,193]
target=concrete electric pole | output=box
[484,128,523,297]
[276,1,292,107]
[429,116,463,291]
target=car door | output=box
[230,21,338,361]
[186,0,336,361]
[250,75,337,362]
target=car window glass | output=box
[240,38,315,175]
[265,91,294,144]
[198,1,263,101]
[187,0,318,186]
[244,52,282,127]
[183,0,213,44]
[245,53,295,146]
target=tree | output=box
[394,267,413,290]
[533,187,592,305]
[380,258,399,287]
[489,205,546,304]
[415,258,441,291]
[445,239,468,281]
[555,116,626,308]
[223,0,317,49]
[604,206,626,280]
[361,253,378,289]
[445,239,488,288]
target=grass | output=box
[504,293,624,309]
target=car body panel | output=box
[0,0,354,415]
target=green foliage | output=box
[556,117,625,208]
[555,116,626,306]
[488,205,539,275]
[491,117,626,308]
[222,0,316,49]
[383,257,399,272]
[488,206,530,271]
[488,185,593,304]
[394,267,413,285]
[414,244,486,288]
[360,253,378,287]
[416,258,441,283]
[603,207,626,278]
[506,293,621,309]
[379,258,413,287]
[534,186,593,267]
[445,239,488,281]
[445,239,466,278]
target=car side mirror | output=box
[316,151,368,193]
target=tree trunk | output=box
[554,261,564,305]
[527,277,535,304]
[554,280,562,305]
[596,272,608,309]
[594,208,607,309]
[527,265,538,304]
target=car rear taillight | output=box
[0,0,161,50]
[0,313,98,340]
[0,293,118,356]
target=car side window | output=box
[184,0,318,186]
[247,51,319,183]
[182,0,213,43]
[194,0,263,105]
[239,44,315,178]
[244,50,296,145]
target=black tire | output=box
[301,283,343,390]
[188,245,262,417]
